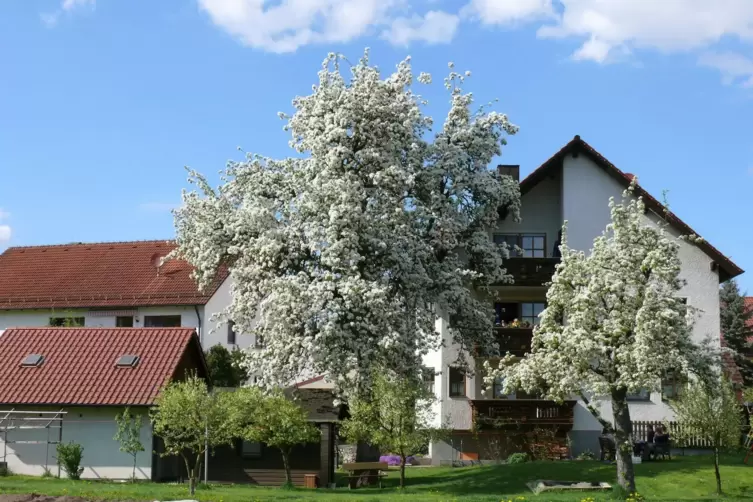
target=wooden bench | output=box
[342,462,389,489]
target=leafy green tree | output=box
[720,280,753,386]
[341,370,445,488]
[670,378,743,495]
[229,387,319,487]
[205,344,248,387]
[150,375,236,495]
[113,407,145,481]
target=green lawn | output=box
[1,455,752,501]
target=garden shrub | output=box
[56,441,84,480]
[576,450,595,460]
[506,452,529,464]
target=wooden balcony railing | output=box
[471,399,576,429]
[495,327,532,357]
[502,257,560,287]
[474,328,533,357]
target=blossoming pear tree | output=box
[173,51,521,393]
[486,184,704,493]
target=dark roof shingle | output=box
[0,327,201,406]
[0,240,227,309]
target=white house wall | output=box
[0,307,201,332]
[0,406,152,480]
[496,169,563,257]
[561,153,722,425]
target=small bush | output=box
[506,452,529,464]
[576,450,595,460]
[0,463,10,477]
[41,465,55,478]
[56,441,84,480]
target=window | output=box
[520,303,545,326]
[254,334,265,348]
[627,389,651,401]
[521,234,546,258]
[494,302,518,326]
[449,367,466,398]
[662,371,685,400]
[493,234,520,255]
[49,317,85,327]
[116,316,134,327]
[492,376,509,399]
[493,234,546,258]
[227,320,237,345]
[422,367,435,394]
[116,355,140,367]
[241,440,262,458]
[21,354,44,367]
[144,315,181,328]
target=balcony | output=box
[502,257,560,287]
[474,328,532,357]
[471,399,576,429]
[490,327,532,357]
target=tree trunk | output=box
[181,454,195,496]
[132,454,136,482]
[714,447,722,495]
[281,448,292,487]
[189,469,196,496]
[579,391,613,432]
[399,454,406,488]
[611,389,636,494]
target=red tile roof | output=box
[0,240,228,310]
[0,327,203,406]
[518,136,744,281]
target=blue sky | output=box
[1,0,752,290]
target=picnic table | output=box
[342,462,389,489]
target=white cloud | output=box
[62,0,96,10]
[41,0,96,27]
[698,51,753,87]
[535,0,753,65]
[198,0,404,53]
[462,0,554,25]
[0,209,10,245]
[384,10,460,46]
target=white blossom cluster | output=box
[173,51,521,393]
[486,184,699,400]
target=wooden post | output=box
[319,423,332,488]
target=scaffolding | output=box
[0,409,67,476]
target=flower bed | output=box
[379,455,417,466]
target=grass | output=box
[0,455,752,501]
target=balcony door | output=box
[493,233,546,258]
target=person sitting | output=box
[653,425,671,460]
[654,425,669,444]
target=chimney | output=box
[498,164,520,182]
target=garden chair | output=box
[598,435,615,462]
[653,437,671,460]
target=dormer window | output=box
[21,354,44,367]
[116,355,139,367]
